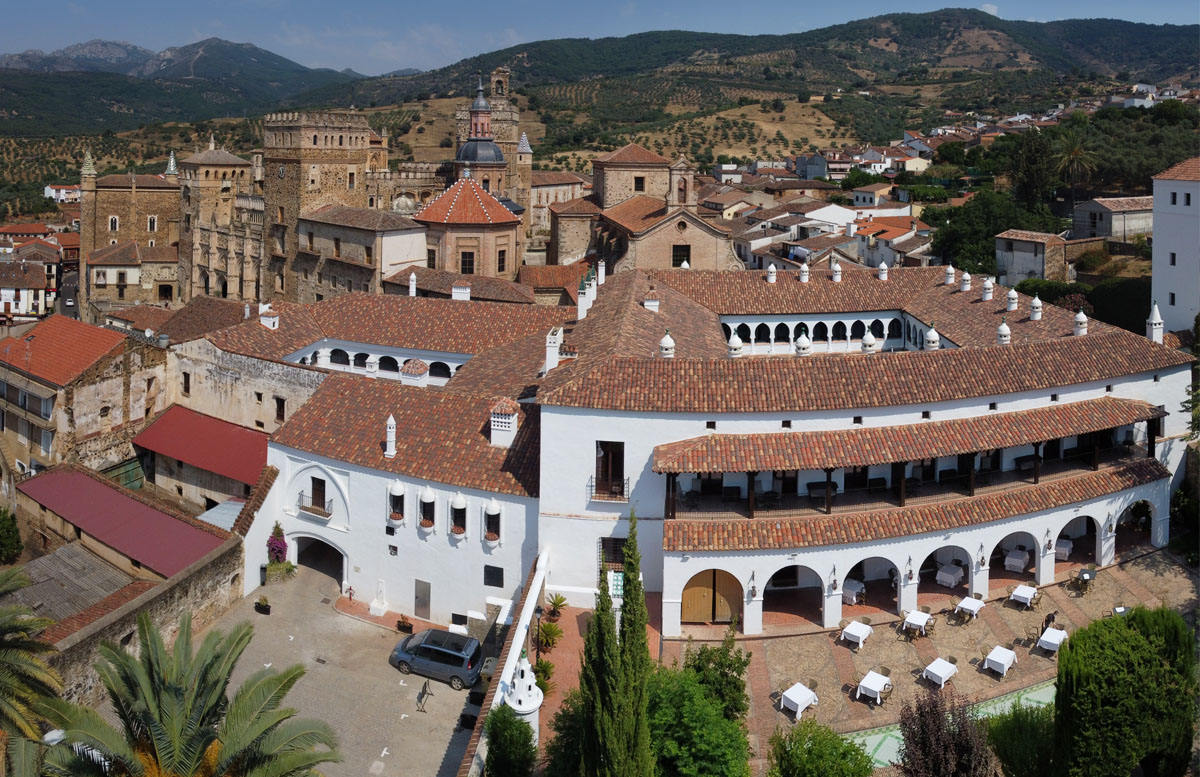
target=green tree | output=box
[485,703,537,777]
[0,569,59,742]
[936,141,965,166]
[543,689,587,777]
[1011,129,1055,209]
[925,189,1060,275]
[1054,130,1098,210]
[25,612,339,777]
[1180,315,1200,440]
[1054,606,1196,777]
[618,512,654,776]
[898,688,997,777]
[0,507,22,564]
[767,719,873,777]
[577,570,623,776]
[683,622,750,721]
[646,667,749,777]
[985,703,1054,777]
[1086,276,1150,333]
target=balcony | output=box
[297,492,332,518]
[588,476,630,503]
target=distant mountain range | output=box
[0,11,1195,136]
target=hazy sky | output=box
[10,0,1199,75]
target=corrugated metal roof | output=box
[196,499,245,532]
[133,405,267,485]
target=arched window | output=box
[368,196,375,208]
[832,321,847,340]
[813,322,828,340]
[485,504,501,541]
[451,503,467,534]
[429,362,452,379]
[871,320,885,338]
[795,322,809,337]
[353,353,368,369]
[339,135,344,146]
[379,356,399,373]
[774,323,790,343]
[850,321,866,339]
[735,323,751,341]
[108,216,119,231]
[721,324,731,341]
[201,271,210,296]
[218,277,228,298]
[888,320,902,339]
[754,323,771,343]
[329,349,350,366]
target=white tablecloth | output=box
[904,610,932,635]
[856,671,891,703]
[1037,627,1068,653]
[1010,584,1037,607]
[781,682,818,715]
[1005,549,1030,572]
[936,565,964,587]
[842,578,865,605]
[985,645,1017,676]
[1054,539,1073,561]
[923,658,958,688]
[956,598,985,618]
[840,620,873,648]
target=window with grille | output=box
[671,245,691,267]
[600,537,626,573]
[460,252,475,275]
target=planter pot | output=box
[255,602,271,615]
[450,528,467,543]
[418,520,434,535]
[397,621,414,634]
[483,534,501,550]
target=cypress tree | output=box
[578,568,623,776]
[618,511,654,776]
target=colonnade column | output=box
[898,574,919,614]
[969,561,990,600]
[1096,521,1116,566]
[743,588,763,635]
[1034,544,1057,586]
[662,596,682,638]
[822,586,843,629]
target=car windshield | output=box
[401,635,415,652]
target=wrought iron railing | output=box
[587,476,630,502]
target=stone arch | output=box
[843,555,900,615]
[813,322,828,341]
[200,270,210,296]
[871,319,885,338]
[850,320,866,339]
[794,322,809,338]
[721,323,732,341]
[379,356,399,373]
[915,544,973,603]
[773,323,790,343]
[887,319,902,339]
[429,361,452,379]
[286,530,348,591]
[329,349,350,366]
[353,352,369,369]
[681,569,744,629]
[218,275,228,298]
[990,529,1039,585]
[754,323,771,344]
[735,323,751,341]
[832,321,847,340]
[1054,513,1101,567]
[761,562,824,627]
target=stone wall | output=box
[618,215,740,272]
[596,167,670,210]
[48,536,244,706]
[548,215,593,265]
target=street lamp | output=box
[533,605,544,662]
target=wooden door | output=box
[713,570,741,623]
[682,571,714,623]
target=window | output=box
[1169,293,1176,306]
[182,372,191,396]
[600,537,627,572]
[706,420,716,430]
[385,525,395,536]
[333,238,341,258]
[255,391,263,404]
[853,416,863,425]
[634,176,645,192]
[309,476,326,510]
[313,134,318,146]
[497,249,506,273]
[483,565,504,588]
[1050,393,1059,402]
[108,216,119,232]
[481,178,490,192]
[426,248,436,269]
[1106,384,1113,393]
[451,613,468,627]
[781,420,792,429]
[1005,240,1013,252]
[94,270,106,287]
[1187,193,1192,206]
[1171,192,1177,205]
[460,252,475,275]
[348,172,355,190]
[671,244,691,268]
[1153,374,1160,383]
[307,232,314,250]
[388,545,397,556]
[277,206,285,222]
[274,397,286,423]
[451,502,467,535]
[921,410,931,420]
[988,402,997,411]
[40,429,51,456]
[365,245,373,263]
[420,499,435,526]
[595,440,625,498]
[390,494,404,518]
[147,215,157,232]
[485,509,500,541]
[1170,252,1177,266]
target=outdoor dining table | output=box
[1078,568,1098,583]
[923,658,958,689]
[1037,627,1069,653]
[1009,584,1037,608]
[842,578,865,605]
[1055,538,1073,561]
[903,610,932,635]
[1004,549,1030,572]
[955,597,985,619]
[855,670,891,703]
[840,620,873,648]
[1112,605,1131,616]
[780,681,818,716]
[936,564,964,588]
[985,645,1017,676]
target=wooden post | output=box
[968,463,976,497]
[1148,425,1157,459]
[664,473,677,520]
[747,471,757,519]
[824,468,834,515]
[1033,442,1042,485]
[1091,432,1101,471]
[894,461,907,507]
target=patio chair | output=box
[926,617,937,635]
[879,666,892,678]
[838,619,849,630]
[769,688,783,709]
[859,616,872,626]
[919,605,931,614]
[1006,584,1016,595]
[1029,591,1043,609]
[855,590,867,605]
[879,685,894,706]
[950,596,961,608]
[1026,626,1041,646]
[948,655,958,665]
[972,592,984,600]
[903,624,920,641]
[807,678,819,693]
[1086,563,1097,571]
[1103,609,1113,618]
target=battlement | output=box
[263,110,371,129]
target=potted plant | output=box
[255,595,271,615]
[396,614,413,634]
[545,593,567,622]
[536,621,563,653]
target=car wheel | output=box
[396,661,411,674]
[449,676,465,691]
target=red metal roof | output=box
[133,405,267,485]
[17,469,225,577]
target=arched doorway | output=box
[762,564,823,628]
[293,535,345,590]
[1115,500,1154,559]
[682,569,742,626]
[990,530,1039,593]
[916,545,972,609]
[844,556,900,616]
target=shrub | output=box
[646,667,750,777]
[986,703,1054,777]
[545,592,567,620]
[438,136,453,148]
[485,703,537,777]
[0,507,22,564]
[683,622,751,721]
[542,689,587,777]
[768,719,873,777]
[898,688,997,777]
[1074,248,1109,272]
[1014,279,1092,305]
[1056,293,1093,318]
[1087,276,1150,333]
[536,621,563,651]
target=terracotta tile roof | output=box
[54,232,80,248]
[134,405,268,485]
[384,266,535,304]
[663,457,1168,551]
[1163,329,1195,351]
[179,148,251,166]
[593,143,670,166]
[652,397,1164,473]
[547,194,602,216]
[108,305,175,332]
[855,183,892,192]
[704,189,755,206]
[87,242,177,266]
[95,174,178,189]
[995,229,1065,244]
[271,373,540,496]
[156,296,251,344]
[0,263,46,289]
[413,177,519,226]
[441,333,549,400]
[601,196,671,234]
[892,234,932,254]
[300,204,421,232]
[0,224,50,235]
[792,234,855,253]
[1153,157,1200,181]
[531,170,586,187]
[40,581,158,645]
[233,465,278,536]
[1088,196,1153,212]
[0,315,125,387]
[207,293,574,361]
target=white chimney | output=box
[794,331,812,356]
[1073,309,1088,336]
[597,261,606,285]
[544,327,562,373]
[1030,294,1043,321]
[959,271,971,293]
[243,303,250,319]
[659,329,675,358]
[384,414,396,458]
[680,260,690,269]
[727,330,744,358]
[259,308,280,330]
[1006,288,1019,312]
[831,258,842,283]
[846,220,857,237]
[408,271,417,297]
[997,317,1011,345]
[490,398,519,447]
[944,263,955,286]
[924,321,941,351]
[316,348,332,368]
[451,282,471,301]
[862,330,878,353]
[877,260,888,281]
[400,358,429,387]
[1147,301,1164,343]
[504,649,544,746]
[767,263,777,283]
[576,279,590,319]
[643,289,660,313]
[799,262,810,283]
[365,354,380,374]
[982,276,994,301]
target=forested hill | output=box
[292,10,1198,107]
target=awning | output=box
[651,397,1164,475]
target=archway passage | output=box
[844,556,899,618]
[989,529,1039,596]
[682,569,742,627]
[761,565,823,628]
[916,545,971,610]
[295,536,344,589]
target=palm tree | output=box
[0,568,61,740]
[1055,130,1099,211]
[25,613,339,777]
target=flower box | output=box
[388,512,404,523]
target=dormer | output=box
[490,398,519,447]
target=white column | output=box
[1150,513,1170,549]
[743,590,763,635]
[1034,545,1056,586]
[898,575,919,614]
[662,597,682,637]
[822,588,843,629]
[1096,524,1116,566]
[970,563,990,600]
[316,348,331,368]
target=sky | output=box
[10,0,1199,76]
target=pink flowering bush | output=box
[267,522,287,564]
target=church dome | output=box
[455,139,505,164]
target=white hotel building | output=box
[227,261,1191,635]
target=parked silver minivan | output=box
[389,629,482,690]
